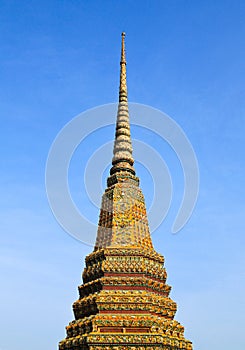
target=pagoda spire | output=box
[93,32,153,250]
[58,33,193,350]
[110,32,135,176]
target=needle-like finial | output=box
[110,32,135,176]
[119,32,127,102]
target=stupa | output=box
[59,33,193,350]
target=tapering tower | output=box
[59,33,193,350]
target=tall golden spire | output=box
[58,33,193,350]
[94,33,154,251]
[110,32,135,176]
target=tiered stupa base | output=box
[59,248,192,350]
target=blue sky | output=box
[0,1,245,349]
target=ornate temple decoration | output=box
[59,33,193,350]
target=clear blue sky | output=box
[0,1,244,349]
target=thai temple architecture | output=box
[59,33,193,350]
